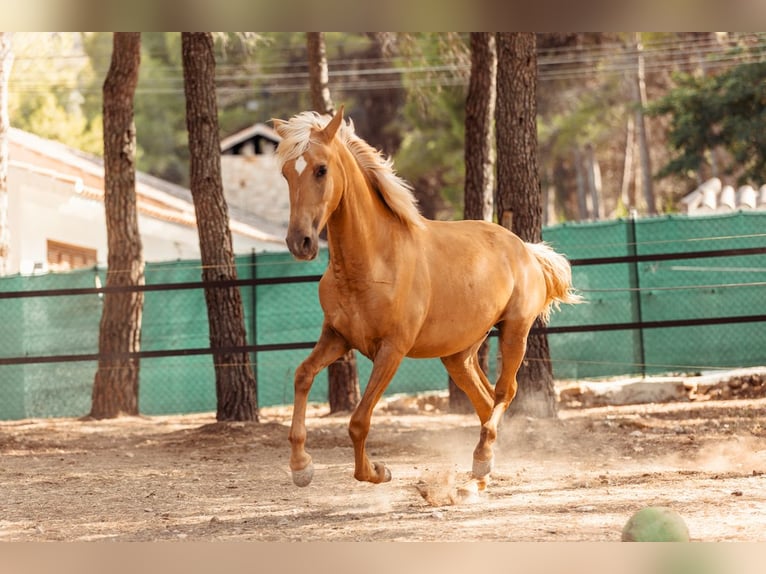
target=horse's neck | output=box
[326,163,402,280]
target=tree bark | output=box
[327,350,360,412]
[359,32,403,156]
[464,33,496,223]
[634,32,656,215]
[0,33,13,276]
[574,147,590,220]
[90,32,144,419]
[181,32,258,422]
[585,142,603,220]
[306,32,360,413]
[307,32,335,116]
[451,32,496,414]
[495,32,557,419]
[619,114,635,212]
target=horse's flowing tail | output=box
[526,242,583,323]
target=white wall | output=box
[11,170,107,275]
[7,165,285,276]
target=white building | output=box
[4,128,287,276]
[680,177,766,215]
[219,122,291,231]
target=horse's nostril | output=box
[301,236,312,252]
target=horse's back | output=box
[422,219,529,281]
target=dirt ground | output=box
[1,384,765,542]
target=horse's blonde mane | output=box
[275,111,425,229]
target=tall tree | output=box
[633,33,656,215]
[450,32,496,414]
[89,32,144,419]
[495,32,557,419]
[649,58,766,188]
[0,33,11,276]
[464,32,497,222]
[307,32,335,115]
[359,32,403,156]
[181,32,258,422]
[306,32,361,414]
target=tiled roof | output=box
[220,123,280,154]
[680,178,766,214]
[8,128,285,246]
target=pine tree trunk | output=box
[181,32,258,422]
[328,350,360,413]
[634,32,656,215]
[464,32,496,223]
[360,32,402,156]
[495,32,557,419]
[307,32,335,115]
[585,143,603,220]
[619,114,635,211]
[90,32,144,419]
[451,32,497,414]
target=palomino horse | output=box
[272,106,580,489]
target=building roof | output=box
[8,128,285,247]
[220,123,280,156]
[680,178,766,214]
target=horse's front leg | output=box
[348,343,404,483]
[289,324,349,487]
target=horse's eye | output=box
[315,165,327,178]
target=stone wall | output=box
[221,154,289,228]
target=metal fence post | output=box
[627,210,646,377]
[251,249,258,392]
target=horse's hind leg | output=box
[472,319,531,480]
[440,341,494,424]
[441,344,497,498]
[289,323,349,487]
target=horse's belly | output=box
[407,304,503,358]
[407,274,514,358]
[319,258,515,360]
[407,323,491,358]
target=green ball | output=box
[621,506,690,542]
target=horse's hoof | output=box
[472,456,494,479]
[456,480,481,505]
[292,463,314,487]
[374,462,392,483]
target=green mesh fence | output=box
[0,211,764,420]
[544,211,766,379]
[0,269,101,419]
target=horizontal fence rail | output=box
[567,245,766,266]
[1,244,764,366]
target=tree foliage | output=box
[9,33,103,155]
[393,33,469,219]
[12,32,752,222]
[649,57,766,186]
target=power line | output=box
[6,32,766,98]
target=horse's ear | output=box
[271,118,288,137]
[320,105,344,143]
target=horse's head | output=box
[273,106,346,261]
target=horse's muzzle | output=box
[286,228,318,261]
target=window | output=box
[47,239,97,272]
